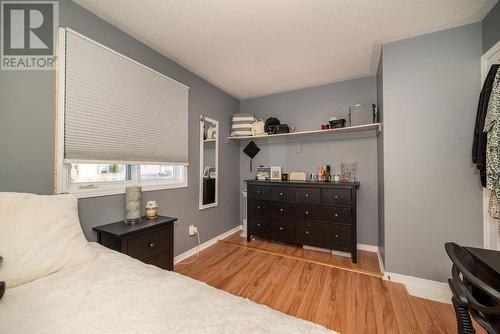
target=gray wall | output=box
[482,1,500,54]
[0,0,240,257]
[239,77,379,245]
[376,52,385,263]
[381,23,483,281]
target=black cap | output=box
[243,141,260,159]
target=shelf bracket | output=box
[296,141,302,153]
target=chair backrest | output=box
[445,242,500,333]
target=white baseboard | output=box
[174,225,243,264]
[240,218,247,238]
[357,243,385,273]
[385,272,451,304]
[376,248,385,273]
[303,244,333,254]
[357,243,378,252]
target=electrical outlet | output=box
[189,225,198,236]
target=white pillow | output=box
[0,192,96,288]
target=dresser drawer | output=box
[321,188,352,206]
[296,222,351,249]
[269,218,296,243]
[248,201,268,216]
[268,202,294,217]
[295,187,321,204]
[295,204,352,224]
[249,185,271,201]
[271,186,295,203]
[126,227,171,260]
[145,251,171,270]
[248,217,268,236]
[295,204,322,220]
[324,207,352,223]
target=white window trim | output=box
[64,166,188,199]
[54,27,188,198]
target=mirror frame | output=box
[199,115,219,210]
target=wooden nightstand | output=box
[93,216,176,271]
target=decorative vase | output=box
[125,186,142,224]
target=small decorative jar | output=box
[145,200,159,220]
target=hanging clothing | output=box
[473,64,499,187]
[484,68,500,219]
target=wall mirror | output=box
[199,115,219,210]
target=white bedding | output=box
[0,243,335,334]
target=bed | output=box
[0,193,335,333]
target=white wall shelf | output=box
[227,123,381,145]
[203,139,216,147]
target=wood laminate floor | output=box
[222,233,382,276]
[175,238,486,334]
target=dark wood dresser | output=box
[246,180,360,262]
[93,216,176,270]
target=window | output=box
[65,163,187,198]
[70,164,130,183]
[140,164,186,187]
[54,28,189,198]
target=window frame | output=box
[54,27,188,198]
[62,164,188,198]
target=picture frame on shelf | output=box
[256,166,270,180]
[340,162,357,182]
[270,166,282,180]
[203,167,216,178]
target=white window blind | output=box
[64,30,189,165]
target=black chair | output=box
[445,242,500,334]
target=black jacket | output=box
[473,64,499,187]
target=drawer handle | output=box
[305,230,310,235]
[334,213,339,217]
[257,190,261,194]
[149,242,155,248]
[257,205,261,209]
[279,226,284,231]
[305,211,309,215]
[335,234,339,238]
[334,195,339,199]
[280,192,283,196]
[257,223,261,227]
[305,193,309,198]
[280,208,284,212]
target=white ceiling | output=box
[74,0,497,99]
